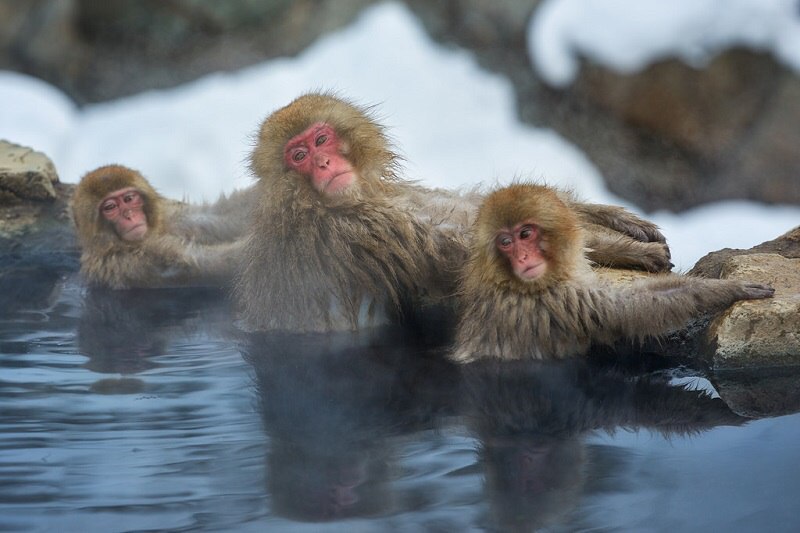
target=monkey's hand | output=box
[615,213,666,244]
[737,282,775,300]
[575,203,667,243]
[585,232,673,272]
[639,242,674,273]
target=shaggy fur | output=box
[71,165,245,289]
[237,93,452,332]
[450,183,774,361]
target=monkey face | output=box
[495,220,548,281]
[100,187,148,241]
[284,122,357,196]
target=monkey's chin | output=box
[120,223,148,242]
[322,171,356,195]
[517,262,547,281]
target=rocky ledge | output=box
[0,140,79,311]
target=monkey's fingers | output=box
[640,243,674,272]
[615,215,667,243]
[739,283,775,300]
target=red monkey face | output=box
[495,220,547,280]
[284,122,357,196]
[100,187,148,242]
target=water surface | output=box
[1,276,799,532]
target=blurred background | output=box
[1,0,799,268]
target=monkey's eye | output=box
[101,201,118,213]
[315,134,328,146]
[496,234,513,250]
[122,192,141,205]
[519,225,534,240]
[292,150,307,162]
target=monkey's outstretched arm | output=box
[594,276,774,343]
[184,240,246,286]
[168,188,258,245]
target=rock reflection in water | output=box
[460,359,746,531]
[243,329,458,522]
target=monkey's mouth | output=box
[121,222,148,242]
[519,262,547,280]
[323,171,355,194]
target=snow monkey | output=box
[237,93,452,332]
[71,165,247,289]
[449,183,775,362]
[237,93,673,333]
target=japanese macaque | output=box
[237,93,672,333]
[237,93,451,332]
[449,183,775,362]
[71,165,246,289]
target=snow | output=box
[530,0,800,87]
[1,1,798,271]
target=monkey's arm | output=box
[584,224,673,272]
[400,184,480,230]
[184,239,245,286]
[593,276,774,344]
[166,189,256,245]
[84,236,246,289]
[82,236,199,289]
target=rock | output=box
[706,253,800,370]
[691,238,800,369]
[689,226,800,278]
[571,50,800,211]
[0,0,373,104]
[0,141,79,313]
[0,140,60,202]
[712,368,800,418]
[597,255,800,369]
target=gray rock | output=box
[711,368,800,418]
[689,226,800,278]
[0,140,59,202]
[0,141,78,313]
[707,253,800,370]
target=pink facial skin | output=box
[284,122,356,195]
[495,221,547,280]
[99,187,148,242]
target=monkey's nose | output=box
[314,154,330,167]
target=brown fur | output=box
[237,93,451,332]
[406,184,673,273]
[450,183,774,362]
[71,165,244,289]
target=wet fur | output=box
[237,93,450,332]
[451,183,773,361]
[71,165,244,289]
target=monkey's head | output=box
[71,165,163,247]
[468,184,586,291]
[251,93,400,204]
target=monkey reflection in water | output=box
[243,329,457,521]
[461,359,744,531]
[78,287,233,393]
[71,165,251,289]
